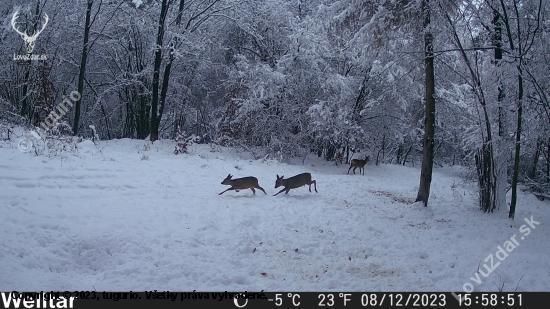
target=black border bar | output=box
[1,292,544,308]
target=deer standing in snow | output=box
[347,156,369,175]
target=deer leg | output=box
[273,188,287,196]
[256,185,267,194]
[219,188,233,195]
[250,188,256,194]
[347,166,352,174]
[313,180,317,192]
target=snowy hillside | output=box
[1,137,548,292]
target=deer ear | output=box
[276,174,279,178]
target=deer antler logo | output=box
[11,10,49,55]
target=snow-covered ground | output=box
[1,134,549,292]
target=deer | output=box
[219,174,267,195]
[11,11,49,55]
[347,156,369,175]
[274,173,317,196]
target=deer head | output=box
[11,11,49,55]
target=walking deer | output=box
[219,174,267,195]
[274,173,317,196]
[347,156,369,175]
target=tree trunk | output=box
[397,146,402,165]
[530,136,541,180]
[416,0,435,206]
[494,9,507,212]
[475,145,493,212]
[176,0,185,25]
[352,72,371,122]
[509,69,523,220]
[138,95,149,139]
[507,0,538,219]
[72,0,93,135]
[547,138,550,183]
[157,45,175,136]
[403,145,412,166]
[150,0,170,142]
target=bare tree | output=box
[150,0,172,142]
[416,0,436,206]
[72,0,94,135]
[494,0,544,219]
[150,0,223,141]
[17,0,44,120]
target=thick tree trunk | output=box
[494,9,507,212]
[416,0,435,206]
[509,70,523,220]
[150,0,170,142]
[475,145,493,212]
[157,48,175,135]
[72,0,93,135]
[138,95,149,139]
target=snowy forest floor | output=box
[0,135,549,292]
